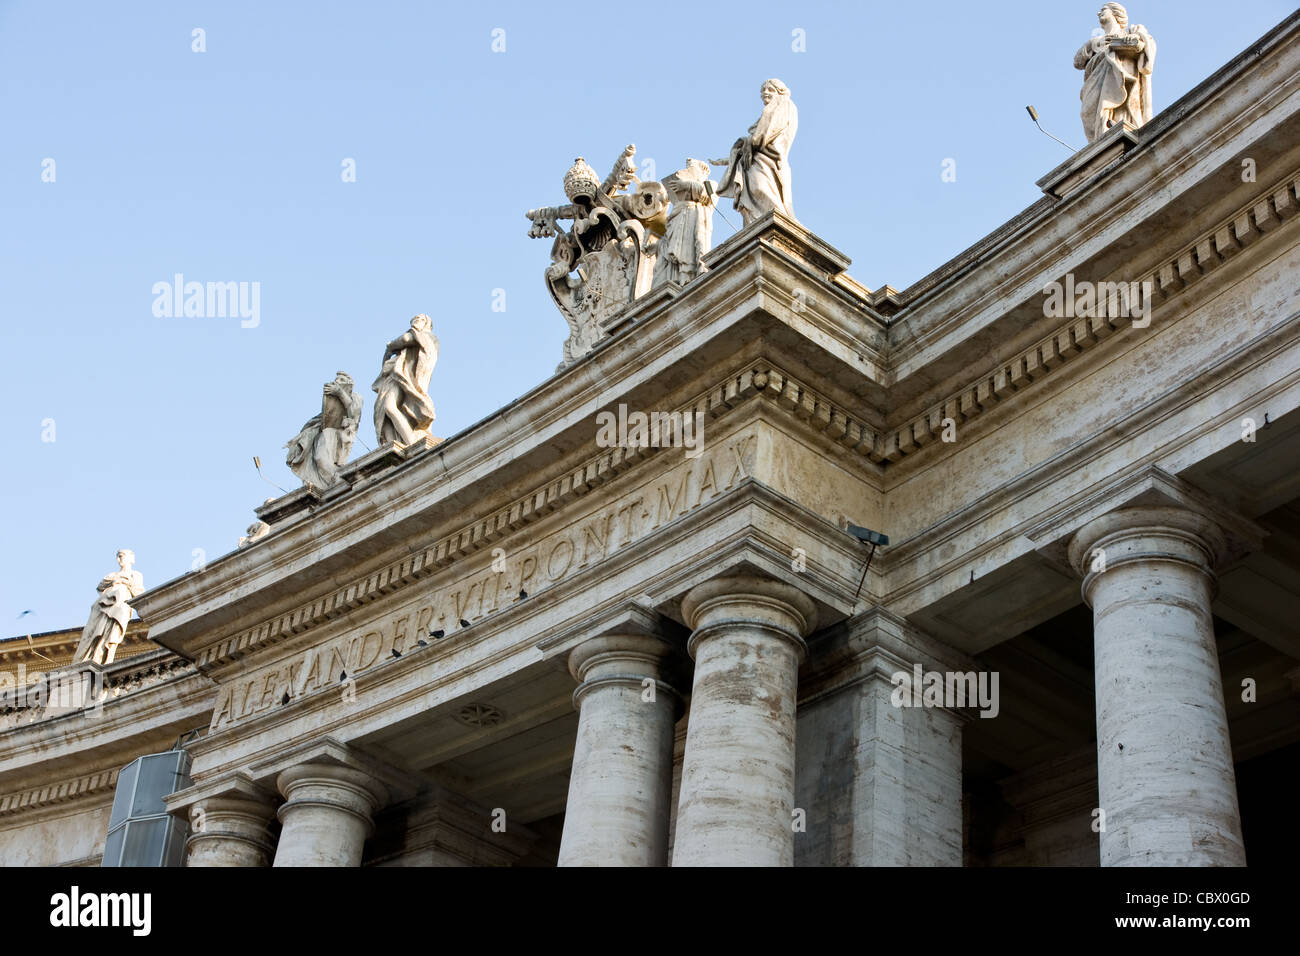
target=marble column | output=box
[557,634,681,866]
[673,574,817,867]
[1069,505,1245,866]
[186,794,277,867]
[272,762,386,867]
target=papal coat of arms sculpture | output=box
[525,80,799,368]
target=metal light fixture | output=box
[841,519,889,610]
[1026,105,1077,152]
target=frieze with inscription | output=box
[209,433,756,730]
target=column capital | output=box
[266,741,412,867]
[568,633,676,683]
[1070,504,1247,865]
[681,574,818,661]
[568,632,683,716]
[674,574,814,866]
[249,736,417,806]
[1028,465,1263,574]
[165,771,279,867]
[559,629,682,866]
[1068,505,1227,606]
[275,761,388,834]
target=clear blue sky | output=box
[1,0,1291,632]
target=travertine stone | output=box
[372,314,438,447]
[272,762,386,867]
[999,749,1101,866]
[186,794,278,867]
[11,14,1297,870]
[524,147,669,367]
[652,160,717,288]
[284,372,363,491]
[1069,505,1245,866]
[673,575,816,867]
[1074,4,1155,143]
[795,612,967,866]
[712,80,798,226]
[74,550,143,665]
[237,521,270,549]
[557,634,681,867]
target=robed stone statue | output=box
[74,549,144,665]
[285,371,363,491]
[1074,3,1155,143]
[653,159,718,287]
[711,79,798,227]
[372,313,438,447]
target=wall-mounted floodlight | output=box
[1026,105,1077,152]
[844,523,889,547]
[253,455,289,496]
[839,518,889,610]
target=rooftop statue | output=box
[74,549,144,665]
[652,159,719,289]
[284,371,363,491]
[525,146,670,367]
[711,79,798,227]
[238,520,270,548]
[372,313,438,447]
[1074,3,1155,143]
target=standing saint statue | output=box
[285,371,363,491]
[372,313,438,447]
[1074,3,1156,143]
[711,79,798,227]
[653,160,718,288]
[74,550,144,665]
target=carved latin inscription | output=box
[209,433,756,730]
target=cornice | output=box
[0,624,153,676]
[0,665,212,775]
[879,170,1300,469]
[186,360,887,672]
[0,767,119,819]
[0,650,197,727]
[147,238,1300,676]
[124,151,1299,684]
[878,312,1300,613]
[130,219,877,643]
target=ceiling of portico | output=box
[908,406,1300,659]
[354,662,578,825]
[915,414,1300,781]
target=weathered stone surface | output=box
[795,610,968,866]
[557,633,681,866]
[177,775,278,867]
[1069,505,1247,866]
[1074,4,1155,143]
[285,372,362,491]
[673,576,816,867]
[3,12,1299,869]
[74,550,143,665]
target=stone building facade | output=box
[2,12,1299,867]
